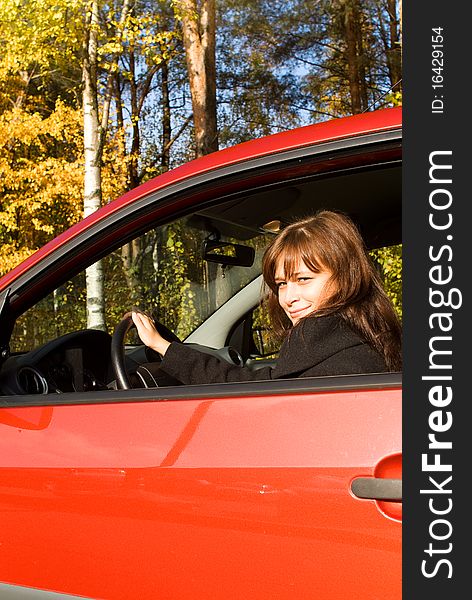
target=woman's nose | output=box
[284,282,299,304]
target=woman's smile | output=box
[287,306,311,319]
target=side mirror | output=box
[203,240,255,267]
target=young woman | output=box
[132,210,402,384]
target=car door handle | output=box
[351,477,402,502]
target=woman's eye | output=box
[298,277,311,282]
[276,282,286,288]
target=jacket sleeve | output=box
[158,342,275,385]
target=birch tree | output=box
[82,1,104,329]
[82,0,131,329]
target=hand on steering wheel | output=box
[131,311,171,356]
[111,311,180,390]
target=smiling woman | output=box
[263,211,403,368]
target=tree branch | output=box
[139,114,192,181]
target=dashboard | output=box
[0,329,113,395]
[0,325,254,396]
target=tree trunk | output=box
[121,238,142,302]
[128,45,140,189]
[83,0,105,330]
[387,0,401,87]
[161,60,171,171]
[82,0,132,330]
[176,0,218,157]
[353,1,368,109]
[342,0,363,114]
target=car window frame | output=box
[0,130,402,406]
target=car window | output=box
[9,214,272,353]
[251,303,280,358]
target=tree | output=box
[0,0,83,112]
[216,0,304,146]
[338,0,367,113]
[0,0,83,276]
[101,1,187,304]
[82,1,104,329]
[371,244,402,318]
[173,0,218,157]
[0,104,84,276]
[373,0,402,90]
[216,0,401,125]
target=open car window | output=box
[10,214,272,354]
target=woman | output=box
[132,210,402,384]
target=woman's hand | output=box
[131,311,171,356]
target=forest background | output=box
[0,0,402,340]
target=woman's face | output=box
[275,257,333,325]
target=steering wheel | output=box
[111,312,181,390]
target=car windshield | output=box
[9,214,272,353]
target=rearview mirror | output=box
[203,240,255,267]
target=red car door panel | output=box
[0,385,401,599]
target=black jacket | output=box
[155,314,388,385]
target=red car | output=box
[0,108,402,599]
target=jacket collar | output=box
[272,314,365,378]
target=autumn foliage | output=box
[1,0,402,318]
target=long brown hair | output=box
[262,211,402,371]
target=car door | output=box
[0,376,401,599]
[0,109,402,599]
